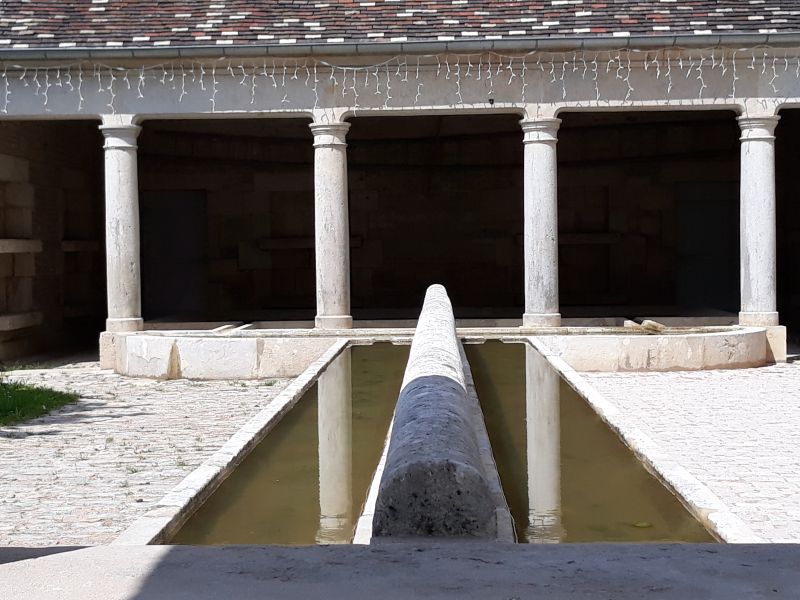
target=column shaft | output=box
[521,118,561,327]
[738,115,780,327]
[310,122,352,329]
[100,120,143,332]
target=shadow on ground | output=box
[2,543,799,599]
[0,400,154,436]
[0,546,85,565]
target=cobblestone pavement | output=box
[0,358,289,546]
[584,361,800,542]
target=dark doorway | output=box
[137,118,315,322]
[776,109,800,342]
[557,111,741,322]
[141,190,208,320]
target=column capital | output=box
[99,116,142,150]
[310,122,350,148]
[738,115,780,141]
[520,118,561,144]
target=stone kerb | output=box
[541,327,769,371]
[372,284,499,539]
[115,332,338,379]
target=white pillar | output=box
[525,345,562,543]
[521,118,561,327]
[738,115,780,327]
[310,121,352,329]
[317,348,353,543]
[99,115,143,333]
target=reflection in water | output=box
[525,345,564,543]
[316,349,353,543]
[466,341,714,543]
[170,344,407,546]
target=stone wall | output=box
[0,120,104,359]
[137,112,740,321]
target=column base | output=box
[522,312,561,328]
[738,311,779,327]
[106,317,143,332]
[315,315,353,330]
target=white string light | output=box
[1,65,8,113]
[696,55,707,98]
[0,46,796,114]
[455,60,463,104]
[43,67,51,108]
[383,62,391,108]
[77,65,83,110]
[210,64,218,112]
[180,64,187,102]
[250,64,257,105]
[106,67,116,112]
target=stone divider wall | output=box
[372,284,510,539]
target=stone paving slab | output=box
[583,362,800,542]
[0,360,289,546]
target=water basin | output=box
[171,340,713,545]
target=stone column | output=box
[738,115,780,327]
[521,118,561,327]
[310,121,352,329]
[317,348,353,543]
[99,116,143,333]
[525,345,562,543]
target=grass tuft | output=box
[0,382,79,426]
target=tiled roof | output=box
[1,1,800,50]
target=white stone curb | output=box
[113,338,350,546]
[353,421,393,545]
[526,336,765,544]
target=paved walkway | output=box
[584,361,800,542]
[0,359,289,546]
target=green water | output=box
[170,344,409,545]
[465,341,715,543]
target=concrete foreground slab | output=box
[2,543,799,599]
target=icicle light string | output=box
[1,65,8,113]
[0,47,798,114]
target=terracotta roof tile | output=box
[0,1,799,49]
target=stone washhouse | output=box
[0,1,797,373]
